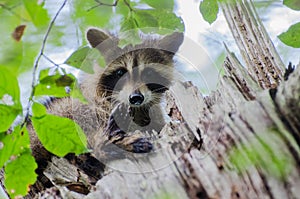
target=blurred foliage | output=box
[65,46,105,73]
[22,0,50,27]
[0,67,22,132]
[153,190,181,199]
[228,131,293,180]
[71,0,184,45]
[283,0,300,11]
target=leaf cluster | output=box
[228,132,293,180]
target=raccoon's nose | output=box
[129,93,144,105]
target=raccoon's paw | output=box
[104,104,153,153]
[111,134,153,153]
[132,137,153,153]
[106,124,153,153]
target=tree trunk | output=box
[4,0,300,198]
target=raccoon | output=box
[39,28,184,157]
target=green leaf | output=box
[121,14,138,32]
[0,67,21,132]
[65,47,90,68]
[0,126,30,168]
[199,0,219,24]
[38,68,51,80]
[0,2,27,73]
[32,114,88,157]
[283,0,300,11]
[4,151,37,198]
[119,10,184,44]
[22,0,50,27]
[32,102,47,118]
[278,22,300,48]
[119,29,142,47]
[71,0,114,40]
[0,105,20,132]
[65,47,103,73]
[143,0,174,10]
[146,10,184,32]
[0,43,23,74]
[134,10,159,29]
[0,26,47,74]
[115,0,132,17]
[35,69,75,97]
[0,67,21,107]
[71,87,88,104]
[35,69,87,103]
[120,15,142,47]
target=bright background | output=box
[18,0,300,105]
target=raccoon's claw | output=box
[108,129,126,140]
[106,130,154,153]
[108,133,153,153]
[132,138,153,153]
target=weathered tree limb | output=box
[79,56,299,199]
[220,0,285,89]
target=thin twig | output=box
[123,0,134,12]
[42,54,61,67]
[87,0,119,11]
[21,0,67,128]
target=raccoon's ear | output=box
[159,32,184,53]
[86,28,121,63]
[86,28,111,48]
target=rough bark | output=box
[2,0,299,198]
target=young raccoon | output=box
[46,28,183,156]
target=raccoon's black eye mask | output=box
[114,68,127,78]
[100,69,127,92]
[141,68,170,93]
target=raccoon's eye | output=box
[114,68,127,78]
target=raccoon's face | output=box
[98,49,175,107]
[86,28,183,108]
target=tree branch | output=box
[219,0,285,89]
[87,0,119,12]
[123,0,134,12]
[42,54,62,68]
[21,0,68,128]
